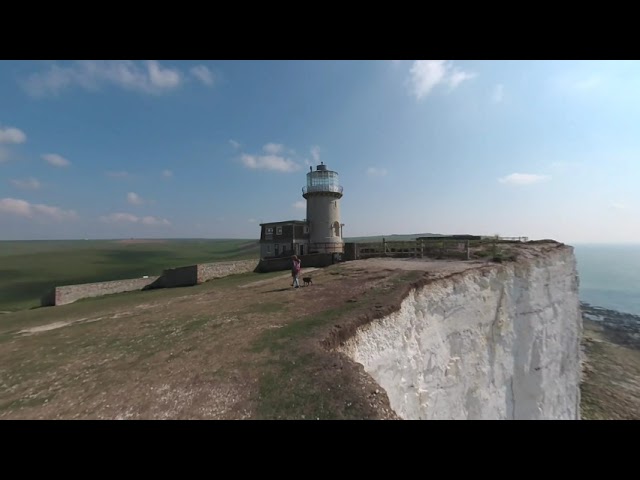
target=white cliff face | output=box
[338,247,582,419]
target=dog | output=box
[303,276,313,286]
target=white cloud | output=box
[408,60,476,100]
[147,60,180,89]
[409,61,446,99]
[310,145,321,163]
[263,143,284,154]
[0,197,77,220]
[498,173,550,185]
[0,198,31,216]
[367,167,388,177]
[190,65,215,86]
[448,70,476,89]
[141,215,171,226]
[42,153,71,168]
[106,171,130,178]
[127,192,144,205]
[100,212,170,226]
[162,169,173,178]
[22,60,183,97]
[0,126,27,144]
[100,212,139,223]
[11,177,41,190]
[32,204,78,221]
[240,153,300,173]
[293,200,306,209]
[492,84,504,103]
[229,139,241,149]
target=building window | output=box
[266,227,273,235]
[276,227,282,235]
[304,226,309,234]
[266,245,271,253]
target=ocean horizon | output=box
[573,243,640,316]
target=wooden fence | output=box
[348,236,527,261]
[354,238,472,260]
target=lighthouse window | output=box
[276,227,282,235]
[266,227,273,234]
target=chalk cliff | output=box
[338,245,582,419]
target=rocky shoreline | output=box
[579,302,640,419]
[581,302,640,348]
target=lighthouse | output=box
[302,161,344,254]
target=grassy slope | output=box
[0,265,415,419]
[0,239,259,312]
[2,234,450,312]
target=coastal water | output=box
[574,244,640,316]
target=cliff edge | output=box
[336,242,582,419]
[0,241,584,419]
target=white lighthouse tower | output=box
[303,161,344,254]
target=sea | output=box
[574,244,640,316]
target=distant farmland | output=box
[0,239,259,312]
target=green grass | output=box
[250,273,423,419]
[252,304,358,354]
[0,238,259,312]
[0,270,287,337]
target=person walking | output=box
[291,255,301,289]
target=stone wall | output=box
[197,260,257,282]
[254,253,337,273]
[159,265,199,288]
[42,277,160,307]
[343,243,357,261]
[40,259,260,307]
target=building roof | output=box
[259,220,308,227]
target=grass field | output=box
[0,233,443,313]
[0,260,411,419]
[0,239,259,312]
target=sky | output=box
[1,60,639,244]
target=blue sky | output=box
[1,60,639,243]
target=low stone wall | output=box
[160,265,199,288]
[197,260,257,282]
[40,259,261,307]
[343,243,357,261]
[42,277,160,307]
[255,253,337,273]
